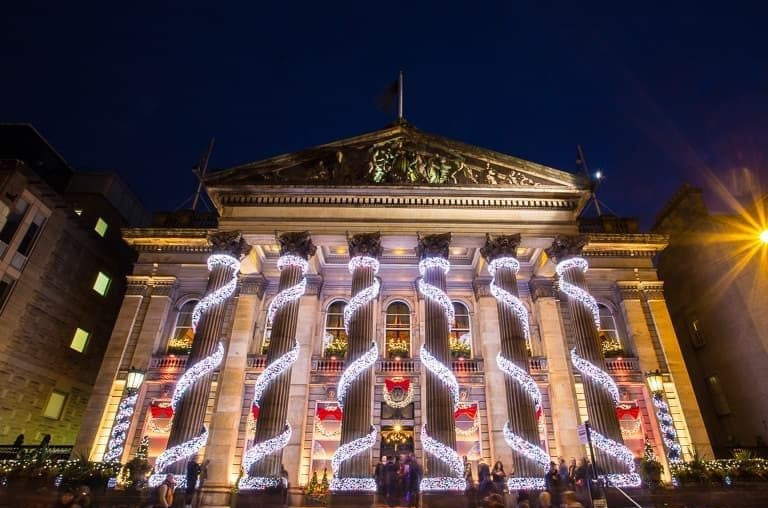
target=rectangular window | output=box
[689,319,706,348]
[94,217,108,237]
[12,212,46,268]
[0,275,15,311]
[70,328,90,352]
[0,198,29,256]
[707,375,731,416]
[93,272,112,296]
[42,390,67,420]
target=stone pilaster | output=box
[251,231,316,478]
[546,235,624,472]
[339,233,382,479]
[417,233,456,479]
[480,234,540,477]
[165,231,251,475]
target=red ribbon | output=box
[150,401,173,419]
[536,407,542,420]
[616,404,640,420]
[252,402,260,420]
[317,406,343,421]
[385,378,410,393]
[453,405,478,420]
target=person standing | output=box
[568,457,577,488]
[544,461,561,507]
[156,474,175,508]
[185,459,201,507]
[491,461,506,494]
[407,453,422,508]
[384,455,398,507]
[375,456,387,496]
[477,459,492,496]
[558,457,569,487]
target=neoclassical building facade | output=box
[73,124,710,505]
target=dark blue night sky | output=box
[2,2,767,227]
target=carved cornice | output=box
[480,233,521,262]
[615,281,642,301]
[416,232,451,260]
[239,275,268,298]
[209,230,252,259]
[472,277,492,298]
[641,281,665,300]
[545,234,588,262]
[347,232,383,258]
[278,231,317,259]
[125,281,148,296]
[528,277,556,301]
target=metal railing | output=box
[0,445,73,461]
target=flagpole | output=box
[398,70,404,121]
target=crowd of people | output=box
[374,453,423,507]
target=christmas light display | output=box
[458,332,471,346]
[555,257,600,329]
[342,256,380,331]
[241,253,308,490]
[570,348,620,405]
[382,379,414,408]
[191,254,240,331]
[653,393,683,462]
[103,393,138,462]
[488,257,530,340]
[171,342,225,412]
[496,353,542,410]
[419,424,466,491]
[420,345,460,411]
[417,257,455,326]
[329,426,378,492]
[589,429,642,487]
[336,342,377,411]
[501,423,548,490]
[149,429,209,487]
[314,417,341,438]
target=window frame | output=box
[70,327,91,353]
[450,300,472,357]
[42,390,67,420]
[93,271,112,296]
[166,300,198,354]
[94,217,109,237]
[323,300,348,356]
[384,300,412,358]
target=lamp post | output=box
[645,369,682,463]
[103,366,146,463]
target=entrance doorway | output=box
[380,424,414,459]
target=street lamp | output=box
[645,369,682,463]
[103,366,146,462]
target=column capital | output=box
[544,234,588,263]
[277,231,317,259]
[528,277,556,301]
[416,232,451,260]
[472,277,493,298]
[347,232,383,258]
[209,230,252,259]
[615,281,642,301]
[480,233,521,262]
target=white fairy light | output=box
[149,428,210,487]
[191,254,240,331]
[103,393,138,463]
[322,332,333,351]
[589,428,642,488]
[343,279,380,332]
[496,353,541,410]
[171,342,225,412]
[419,424,466,492]
[418,257,455,328]
[420,345,460,410]
[330,426,378,492]
[488,257,530,340]
[555,257,600,329]
[503,422,548,492]
[383,382,414,409]
[241,253,308,489]
[653,393,683,462]
[314,417,341,438]
[570,348,620,405]
[458,332,471,346]
[336,342,378,410]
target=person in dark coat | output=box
[375,456,387,496]
[544,461,561,507]
[384,455,398,506]
[185,459,202,507]
[490,461,506,494]
[477,459,492,496]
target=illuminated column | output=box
[102,367,145,463]
[241,231,316,489]
[417,233,465,492]
[546,236,638,485]
[153,231,250,485]
[481,234,547,489]
[330,233,382,494]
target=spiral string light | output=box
[240,254,308,490]
[488,256,548,488]
[103,393,138,463]
[589,429,642,488]
[191,254,240,331]
[555,257,600,329]
[570,348,620,405]
[149,341,225,487]
[329,255,381,492]
[417,257,464,491]
[329,426,379,492]
[653,393,683,462]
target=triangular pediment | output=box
[206,122,587,189]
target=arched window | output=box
[323,301,348,357]
[450,301,472,358]
[385,301,411,358]
[598,304,623,357]
[167,300,197,354]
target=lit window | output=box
[70,328,90,353]
[450,301,471,358]
[385,301,411,358]
[93,272,112,296]
[323,301,348,357]
[598,304,624,357]
[166,300,197,354]
[94,217,108,237]
[42,390,67,420]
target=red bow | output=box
[536,407,542,420]
[252,402,260,420]
[453,405,477,420]
[616,404,640,420]
[150,401,173,419]
[385,378,410,393]
[317,406,343,421]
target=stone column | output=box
[251,232,316,478]
[340,234,382,477]
[417,233,457,479]
[164,232,251,476]
[545,236,624,473]
[481,234,540,478]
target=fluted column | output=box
[546,236,624,473]
[417,233,460,485]
[164,232,250,478]
[249,232,316,481]
[481,234,541,480]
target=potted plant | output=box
[387,339,409,359]
[450,341,471,359]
